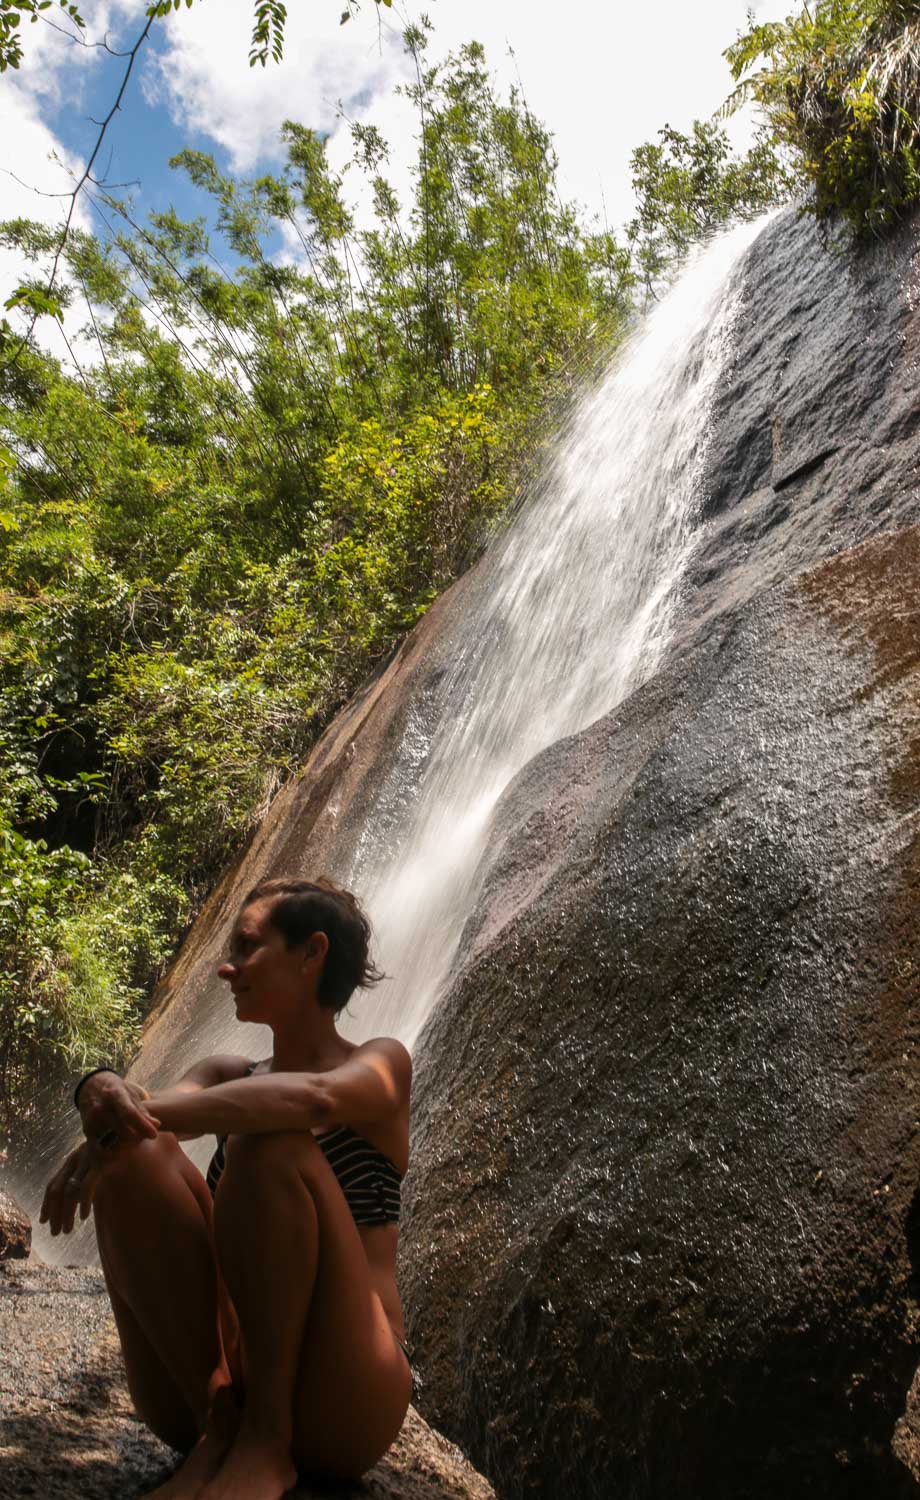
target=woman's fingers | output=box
[111,1090,159,1141]
[79,1074,159,1145]
[114,1098,159,1140]
[79,1174,95,1221]
[62,1151,95,1233]
[40,1178,68,1235]
[39,1152,76,1230]
[40,1148,94,1235]
[71,1150,98,1227]
[81,1089,159,1147]
[61,1190,78,1237]
[38,1181,55,1228]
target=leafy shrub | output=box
[725,0,920,236]
[628,118,795,296]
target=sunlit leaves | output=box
[627,119,795,298]
[3,285,64,322]
[723,0,920,235]
[0,0,84,73]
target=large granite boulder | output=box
[399,526,920,1499]
[392,206,920,1499]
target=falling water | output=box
[344,217,765,1048]
[17,219,766,1260]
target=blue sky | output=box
[0,0,791,357]
[46,32,215,229]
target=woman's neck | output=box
[268,1008,351,1074]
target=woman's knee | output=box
[219,1129,326,1197]
[93,1131,187,1214]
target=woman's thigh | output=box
[295,1195,411,1477]
[225,1130,411,1479]
[93,1132,227,1449]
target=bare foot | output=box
[198,1426,297,1500]
[143,1389,241,1499]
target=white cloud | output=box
[144,0,796,232]
[0,77,95,363]
[145,0,413,170]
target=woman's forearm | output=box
[146,1073,329,1138]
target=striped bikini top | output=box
[205,1064,403,1228]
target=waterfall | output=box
[18,219,766,1262]
[343,217,765,1049]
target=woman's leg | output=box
[92,1131,238,1495]
[204,1130,411,1500]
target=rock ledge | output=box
[0,1261,493,1500]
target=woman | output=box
[40,877,412,1500]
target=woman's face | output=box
[217,898,319,1024]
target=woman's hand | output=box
[77,1071,161,1150]
[39,1141,101,1236]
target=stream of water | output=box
[19,217,767,1260]
[344,216,765,1049]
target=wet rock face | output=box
[701,208,920,523]
[0,1187,30,1259]
[400,523,920,1500]
[684,209,920,647]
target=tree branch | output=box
[1,10,157,371]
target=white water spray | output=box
[16,220,766,1264]
[343,218,764,1049]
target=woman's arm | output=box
[42,1054,260,1236]
[145,1039,411,1140]
[78,1054,255,1145]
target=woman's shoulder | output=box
[353,1037,412,1082]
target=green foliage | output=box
[3,284,64,322]
[0,0,84,73]
[725,0,920,236]
[628,118,795,296]
[0,690,178,1114]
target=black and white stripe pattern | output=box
[314,1124,402,1226]
[205,1135,228,1197]
[206,1123,402,1226]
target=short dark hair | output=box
[243,876,383,1013]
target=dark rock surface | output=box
[400,525,920,1500]
[701,210,920,522]
[0,1261,494,1500]
[395,210,920,1500]
[685,208,920,643]
[0,1188,30,1260]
